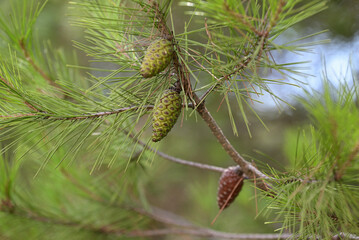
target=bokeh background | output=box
[1,0,358,238]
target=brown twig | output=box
[0,101,195,121]
[198,55,252,103]
[150,0,271,191]
[0,105,154,121]
[134,135,225,173]
[0,205,296,239]
[267,0,286,33]
[223,1,263,37]
[149,1,194,103]
[196,103,271,190]
[153,148,225,173]
[19,39,61,89]
[0,75,43,112]
[3,206,359,240]
[124,228,293,239]
[0,113,37,118]
[335,140,359,181]
[0,205,294,240]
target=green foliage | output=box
[0,0,328,166]
[0,132,152,240]
[0,171,151,240]
[5,0,358,239]
[179,0,328,134]
[265,79,359,238]
[0,0,47,46]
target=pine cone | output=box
[140,39,174,78]
[217,166,244,209]
[152,89,182,142]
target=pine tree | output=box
[0,0,358,239]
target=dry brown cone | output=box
[217,166,244,209]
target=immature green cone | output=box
[152,89,182,142]
[140,39,173,78]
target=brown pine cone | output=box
[217,166,244,209]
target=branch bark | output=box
[151,0,272,191]
[0,105,154,120]
[124,228,293,239]
[195,102,271,190]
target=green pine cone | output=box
[152,89,182,142]
[140,39,173,78]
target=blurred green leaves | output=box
[266,77,359,238]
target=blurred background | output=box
[0,0,358,238]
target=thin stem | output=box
[198,55,251,103]
[154,149,225,173]
[124,228,293,239]
[223,1,263,36]
[0,105,154,120]
[196,103,271,191]
[0,207,292,239]
[0,102,194,121]
[3,207,359,240]
[19,39,60,89]
[129,131,225,173]
[268,0,286,33]
[335,140,359,181]
[0,75,43,112]
[151,1,271,191]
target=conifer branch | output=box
[0,102,194,121]
[198,55,252,103]
[0,207,293,239]
[19,39,60,89]
[223,1,263,36]
[0,205,294,240]
[335,140,359,181]
[134,135,225,173]
[195,104,271,184]
[153,148,226,173]
[268,0,286,33]
[200,18,270,104]
[149,0,271,191]
[0,105,154,120]
[4,205,359,240]
[0,75,43,112]
[123,228,293,239]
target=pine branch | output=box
[123,228,293,239]
[335,140,359,181]
[0,75,42,112]
[267,0,286,33]
[148,0,272,191]
[135,134,225,173]
[19,39,58,88]
[1,207,293,239]
[0,101,194,121]
[222,1,264,37]
[2,1,346,239]
[196,103,272,188]
[132,205,198,228]
[0,105,154,121]
[3,207,359,240]
[153,148,226,173]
